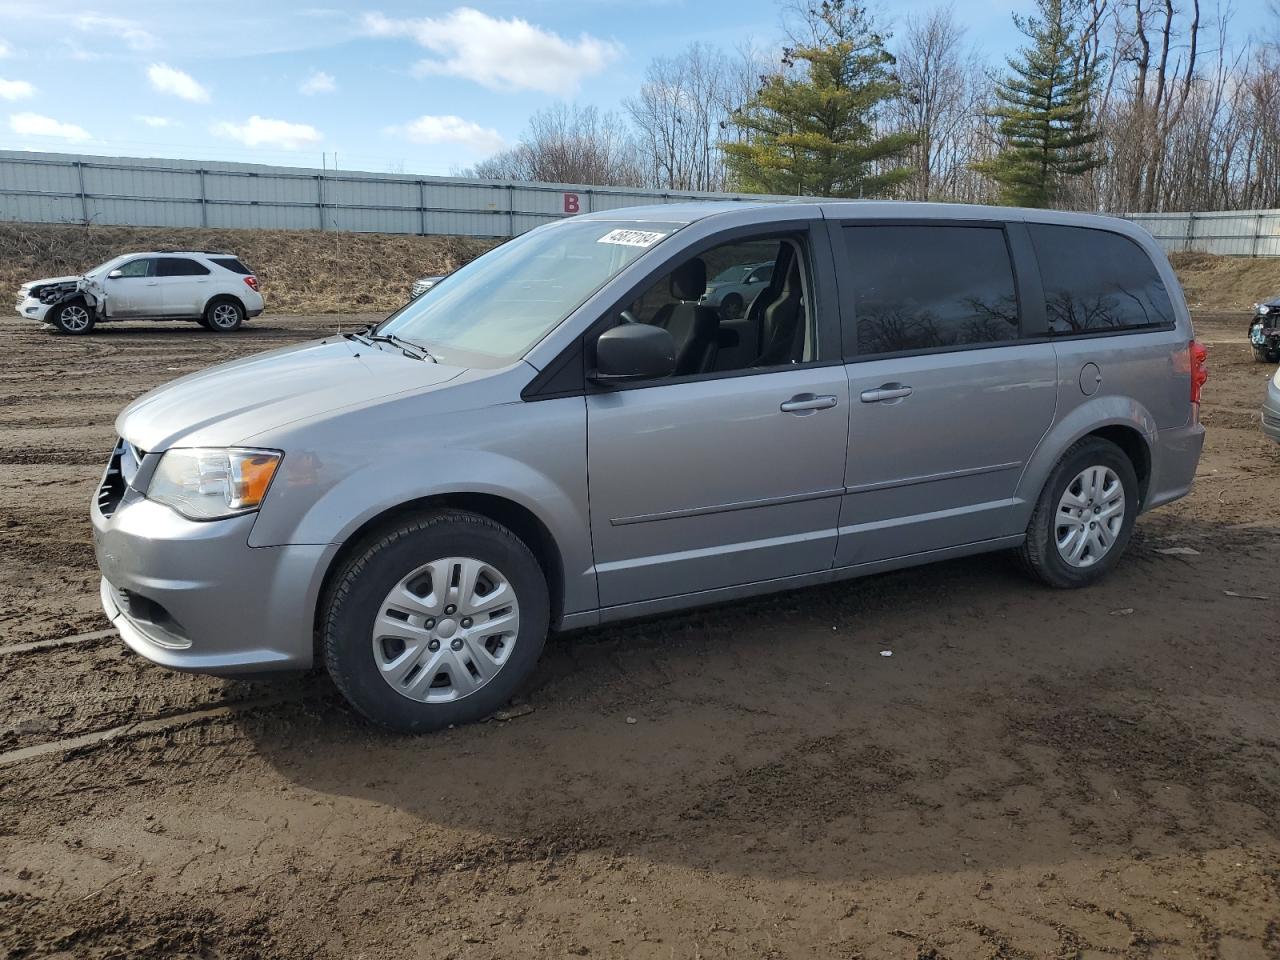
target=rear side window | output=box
[156,257,210,277]
[1029,225,1174,334]
[843,225,1019,357]
[210,257,252,275]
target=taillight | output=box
[1189,339,1208,404]
[244,276,259,291]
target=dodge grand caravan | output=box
[93,202,1207,732]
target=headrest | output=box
[669,258,707,301]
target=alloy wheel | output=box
[60,304,90,332]
[210,303,240,329]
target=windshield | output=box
[378,219,681,367]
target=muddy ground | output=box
[0,312,1277,959]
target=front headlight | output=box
[1258,304,1271,315]
[147,447,283,520]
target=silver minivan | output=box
[92,202,1207,732]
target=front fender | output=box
[1013,395,1156,527]
[246,391,595,615]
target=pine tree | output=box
[723,1,914,198]
[975,0,1103,207]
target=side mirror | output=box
[107,269,123,279]
[592,323,675,383]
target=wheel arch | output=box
[202,292,247,316]
[1016,400,1157,526]
[312,492,568,658]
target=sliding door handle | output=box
[860,384,913,403]
[780,393,839,413]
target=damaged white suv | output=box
[16,251,265,335]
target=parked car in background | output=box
[93,201,1206,734]
[700,261,773,319]
[1249,297,1280,363]
[16,251,264,335]
[411,275,444,299]
[1263,367,1280,443]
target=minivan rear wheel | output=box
[322,510,549,733]
[1016,436,1139,589]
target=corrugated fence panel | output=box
[1,150,1277,254]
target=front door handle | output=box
[860,384,913,403]
[780,393,838,413]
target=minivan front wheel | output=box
[1016,437,1139,588]
[322,510,549,733]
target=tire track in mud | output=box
[0,694,301,767]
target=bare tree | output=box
[890,5,978,200]
[466,104,642,187]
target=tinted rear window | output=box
[156,257,210,277]
[843,225,1019,356]
[210,257,252,275]
[1029,225,1174,334]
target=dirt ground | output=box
[0,311,1277,960]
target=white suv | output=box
[16,251,266,335]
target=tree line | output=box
[464,0,1279,213]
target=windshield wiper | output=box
[367,331,437,363]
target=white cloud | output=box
[386,114,504,153]
[0,78,34,100]
[0,41,10,58]
[299,70,336,95]
[147,63,209,103]
[9,112,91,141]
[362,8,620,95]
[212,115,322,150]
[136,114,174,127]
[73,15,158,51]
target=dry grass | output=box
[1169,251,1280,314]
[0,223,496,313]
[2,222,1276,316]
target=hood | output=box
[22,275,81,291]
[118,337,465,452]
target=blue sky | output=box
[0,0,1266,176]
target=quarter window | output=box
[1029,225,1174,334]
[156,257,210,277]
[843,225,1019,357]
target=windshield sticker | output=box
[597,228,667,248]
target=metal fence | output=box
[2,149,1277,254]
[1122,210,1280,257]
[0,150,787,238]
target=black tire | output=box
[322,510,549,733]
[51,299,95,335]
[1254,346,1269,362]
[1015,436,1140,589]
[204,297,245,332]
[720,293,744,321]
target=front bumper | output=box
[16,295,51,323]
[93,477,337,675]
[1263,378,1280,443]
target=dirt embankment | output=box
[4,222,1279,316]
[0,223,496,313]
[1170,251,1280,313]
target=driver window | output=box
[623,236,814,378]
[115,259,152,278]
